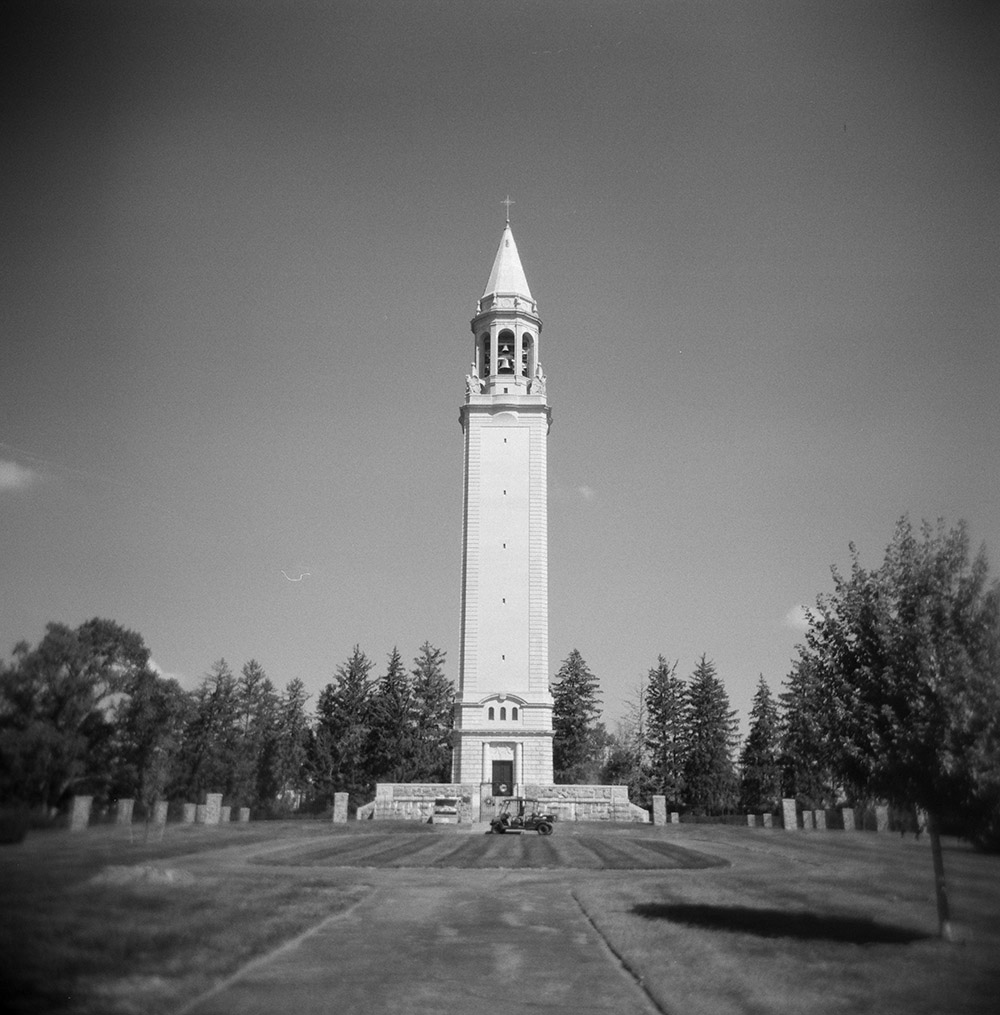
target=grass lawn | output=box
[574,826,1000,1015]
[0,823,368,1015]
[1,820,998,1014]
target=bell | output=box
[497,356,513,372]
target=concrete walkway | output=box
[180,873,661,1015]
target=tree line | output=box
[0,629,454,818]
[552,518,1000,855]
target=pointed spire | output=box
[482,223,533,302]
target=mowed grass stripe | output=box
[628,838,730,869]
[577,836,665,869]
[257,834,423,867]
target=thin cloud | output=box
[0,460,41,491]
[784,605,811,633]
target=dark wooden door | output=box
[492,760,513,797]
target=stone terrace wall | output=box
[374,784,479,823]
[372,783,648,822]
[523,784,649,823]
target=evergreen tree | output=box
[644,656,686,808]
[739,675,782,813]
[779,654,844,809]
[551,649,603,782]
[231,659,278,808]
[314,645,374,804]
[410,642,454,782]
[683,655,738,814]
[262,678,311,810]
[173,659,240,801]
[369,647,417,782]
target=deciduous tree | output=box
[800,517,1000,938]
[0,618,150,809]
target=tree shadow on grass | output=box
[632,903,931,944]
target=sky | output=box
[3,0,998,735]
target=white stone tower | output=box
[452,219,554,794]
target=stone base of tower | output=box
[451,731,553,786]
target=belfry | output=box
[452,218,554,793]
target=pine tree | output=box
[173,659,240,801]
[231,659,278,808]
[778,654,843,809]
[644,656,686,808]
[410,642,454,782]
[739,675,782,813]
[314,645,374,804]
[683,655,738,814]
[265,678,311,810]
[551,649,603,783]
[369,647,416,782]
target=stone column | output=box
[332,793,349,823]
[153,801,168,826]
[115,798,134,826]
[669,811,680,824]
[652,796,667,826]
[514,742,523,789]
[219,805,231,823]
[762,813,773,829]
[746,814,756,827]
[237,807,251,823]
[802,810,814,829]
[69,795,92,832]
[482,741,490,783]
[781,798,798,830]
[182,803,196,823]
[815,809,827,831]
[202,793,222,824]
[875,804,890,832]
[841,806,855,831]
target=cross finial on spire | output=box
[502,195,515,224]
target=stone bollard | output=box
[762,813,773,829]
[69,795,93,832]
[153,801,168,826]
[669,811,680,824]
[841,806,855,831]
[815,809,827,831]
[875,804,890,832]
[652,796,667,826]
[781,798,798,830]
[202,793,222,824]
[332,793,349,823]
[116,798,135,826]
[237,807,251,823]
[220,805,231,823]
[746,814,756,827]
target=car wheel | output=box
[537,822,553,836]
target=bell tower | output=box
[453,217,554,792]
